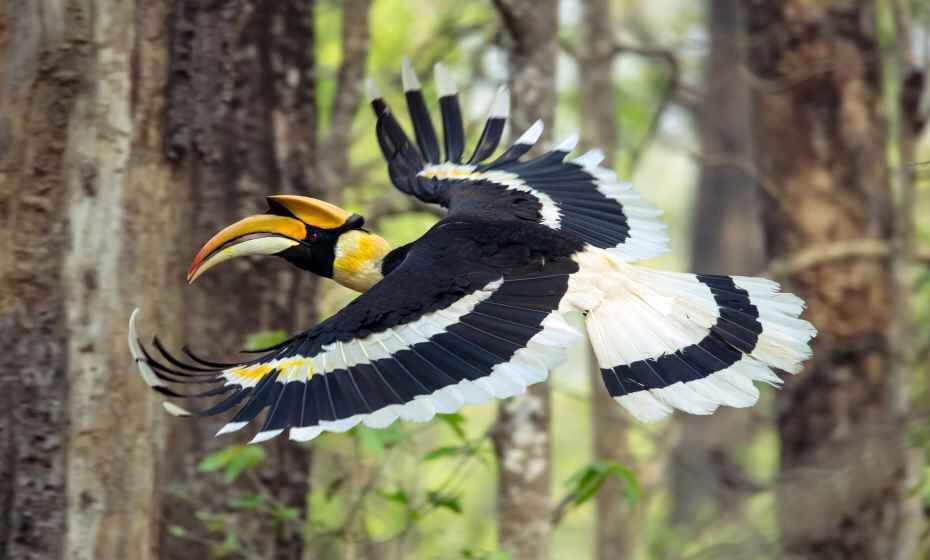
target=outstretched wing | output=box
[131,221,583,443]
[368,59,669,262]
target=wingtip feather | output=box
[554,133,579,153]
[365,77,381,101]
[163,401,192,417]
[216,421,248,436]
[515,119,544,145]
[434,62,457,97]
[250,429,284,444]
[490,86,509,119]
[401,56,421,91]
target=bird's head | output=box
[187,195,390,292]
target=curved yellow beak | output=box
[186,214,306,283]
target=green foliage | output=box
[461,550,512,560]
[913,466,930,506]
[229,493,266,510]
[197,445,267,484]
[437,412,467,439]
[168,525,187,538]
[426,490,463,514]
[378,486,410,506]
[243,330,290,351]
[422,445,464,462]
[564,459,639,508]
[352,423,409,458]
[308,486,347,531]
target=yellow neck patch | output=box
[333,230,391,292]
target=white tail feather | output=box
[568,247,815,422]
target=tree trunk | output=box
[490,1,558,558]
[0,1,185,558]
[577,1,636,557]
[746,2,912,557]
[156,1,370,558]
[669,0,765,533]
[158,2,370,558]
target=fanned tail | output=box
[568,248,816,422]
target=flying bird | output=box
[130,60,815,443]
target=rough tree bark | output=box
[577,1,636,557]
[746,2,914,557]
[669,0,765,534]
[489,1,557,559]
[0,1,185,558]
[160,2,369,559]
[156,2,321,558]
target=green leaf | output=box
[352,424,407,458]
[437,413,467,439]
[609,464,640,506]
[565,460,639,507]
[229,493,266,509]
[168,525,187,538]
[197,447,235,472]
[378,487,410,505]
[570,467,604,506]
[461,548,511,560]
[324,476,346,500]
[422,445,464,462]
[272,505,300,523]
[308,488,347,530]
[354,425,387,457]
[244,330,289,351]
[221,530,240,554]
[427,490,462,514]
[198,445,267,484]
[196,511,227,533]
[223,446,266,484]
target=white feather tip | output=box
[127,308,142,357]
[365,77,381,101]
[215,421,248,437]
[162,402,192,417]
[434,63,457,97]
[401,56,421,91]
[250,429,284,444]
[290,426,323,442]
[515,119,544,145]
[489,86,509,119]
[554,133,579,153]
[574,149,605,168]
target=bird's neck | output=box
[332,230,391,292]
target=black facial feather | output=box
[278,226,339,278]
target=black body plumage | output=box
[129,61,815,441]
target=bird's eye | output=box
[307,231,320,242]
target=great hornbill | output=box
[130,60,815,443]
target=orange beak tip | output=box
[186,258,203,284]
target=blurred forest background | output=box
[2,0,930,559]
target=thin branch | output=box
[320,0,371,198]
[628,69,677,172]
[916,249,930,266]
[681,148,797,222]
[611,40,679,69]
[605,40,681,171]
[559,36,578,59]
[364,191,445,230]
[549,492,576,527]
[766,239,892,278]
